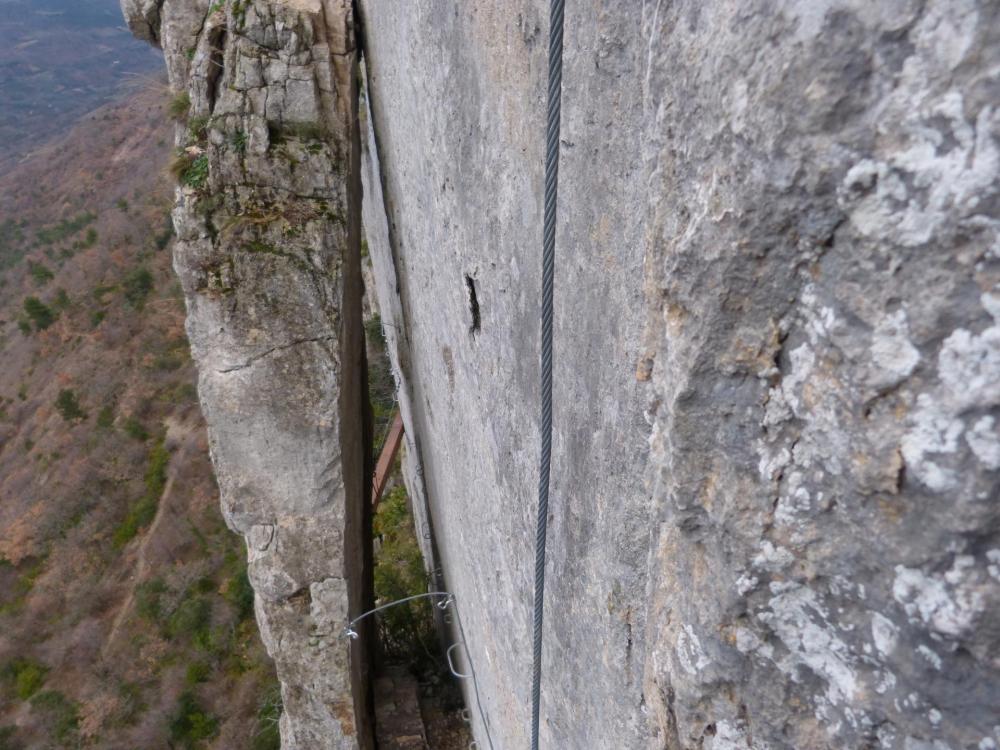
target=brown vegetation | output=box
[0,85,279,749]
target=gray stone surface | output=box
[358,3,651,747]
[122,0,1000,747]
[359,1,1000,749]
[119,1,373,748]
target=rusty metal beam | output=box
[372,411,404,508]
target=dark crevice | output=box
[286,586,313,611]
[206,28,227,113]
[465,274,481,335]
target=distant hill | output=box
[0,0,160,169]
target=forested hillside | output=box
[0,84,279,750]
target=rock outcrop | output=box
[119,1,372,747]
[126,0,1000,748]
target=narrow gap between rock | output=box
[363,289,473,748]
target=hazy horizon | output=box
[0,0,161,169]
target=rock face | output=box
[119,1,372,748]
[126,0,1000,748]
[359,1,1000,749]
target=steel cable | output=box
[531,1,565,748]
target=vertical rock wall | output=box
[638,3,1000,748]
[359,1,1000,749]
[359,3,652,747]
[120,0,1000,747]
[119,1,372,748]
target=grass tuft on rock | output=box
[168,91,191,121]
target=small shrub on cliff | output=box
[183,155,210,189]
[1,660,48,701]
[122,267,154,309]
[22,296,55,330]
[188,115,211,142]
[171,152,209,190]
[169,152,191,181]
[30,691,79,745]
[286,121,326,142]
[54,389,87,422]
[168,91,191,121]
[27,262,53,285]
[123,416,149,441]
[168,691,218,748]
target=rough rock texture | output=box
[119,1,373,748]
[358,4,651,748]
[637,4,1000,748]
[358,1,1000,749]
[122,0,1000,747]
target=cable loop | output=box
[343,591,494,749]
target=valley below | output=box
[0,83,280,750]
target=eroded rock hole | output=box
[465,274,480,335]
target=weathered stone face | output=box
[124,0,1000,747]
[359,1,1000,749]
[638,3,1000,748]
[119,1,371,748]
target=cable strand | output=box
[531,1,565,748]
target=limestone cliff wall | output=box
[122,0,1000,748]
[120,1,372,748]
[359,2,1000,749]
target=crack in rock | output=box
[217,334,336,373]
